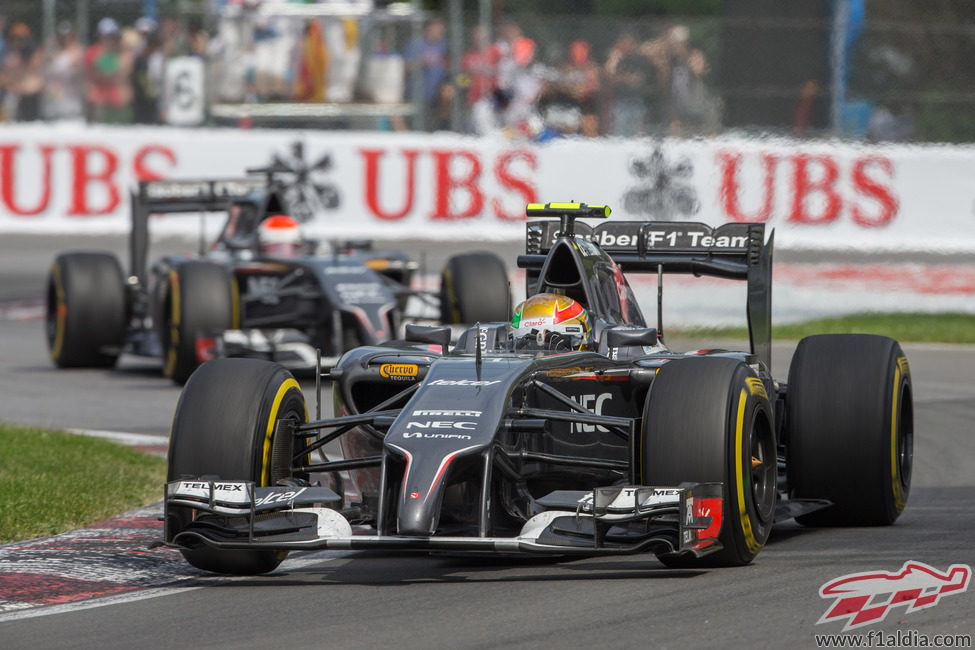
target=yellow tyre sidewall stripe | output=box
[260,378,305,486]
[163,270,180,377]
[50,261,66,361]
[890,362,905,513]
[230,274,241,329]
[735,388,761,555]
[442,268,460,323]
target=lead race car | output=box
[162,203,913,575]
[45,176,509,383]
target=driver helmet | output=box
[510,293,592,351]
[258,215,303,257]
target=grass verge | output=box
[0,424,167,544]
[676,312,975,344]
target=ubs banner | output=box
[1,123,974,251]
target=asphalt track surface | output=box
[1,236,974,648]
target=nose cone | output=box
[393,444,479,536]
[384,356,530,536]
[397,493,439,536]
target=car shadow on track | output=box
[198,552,709,589]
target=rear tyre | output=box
[641,357,776,566]
[786,334,912,526]
[46,252,127,368]
[161,261,238,384]
[167,358,307,575]
[440,251,510,324]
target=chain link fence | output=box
[0,0,972,142]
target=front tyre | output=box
[167,358,307,575]
[786,334,913,526]
[46,252,127,368]
[161,261,238,384]
[641,357,776,566]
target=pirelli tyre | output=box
[167,358,308,575]
[161,261,238,384]
[46,252,127,368]
[440,251,511,324]
[641,357,776,566]
[786,334,913,527]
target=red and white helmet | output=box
[258,215,303,257]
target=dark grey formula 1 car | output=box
[161,203,913,575]
[45,177,510,383]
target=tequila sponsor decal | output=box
[380,363,419,379]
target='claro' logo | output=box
[380,363,419,379]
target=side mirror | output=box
[605,327,659,349]
[405,324,452,356]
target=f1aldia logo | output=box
[817,561,971,631]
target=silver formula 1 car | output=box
[45,177,509,383]
[161,203,913,575]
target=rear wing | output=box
[129,178,275,285]
[519,214,773,369]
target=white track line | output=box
[0,552,349,622]
[64,428,169,448]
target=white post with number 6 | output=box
[164,56,206,126]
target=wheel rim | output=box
[897,384,914,492]
[750,412,776,523]
[45,279,59,349]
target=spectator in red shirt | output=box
[85,17,132,123]
[460,25,497,107]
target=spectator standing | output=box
[405,17,447,113]
[461,25,497,108]
[669,49,721,136]
[85,18,132,123]
[2,22,45,121]
[636,28,675,133]
[294,19,327,102]
[502,36,545,137]
[161,16,188,58]
[550,39,601,136]
[605,31,650,137]
[44,21,85,121]
[493,20,524,101]
[131,18,164,124]
[660,25,690,130]
[187,19,209,59]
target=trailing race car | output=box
[45,177,510,383]
[162,202,913,575]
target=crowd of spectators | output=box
[0,10,723,138]
[0,13,208,124]
[426,19,722,139]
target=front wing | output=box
[162,480,724,559]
